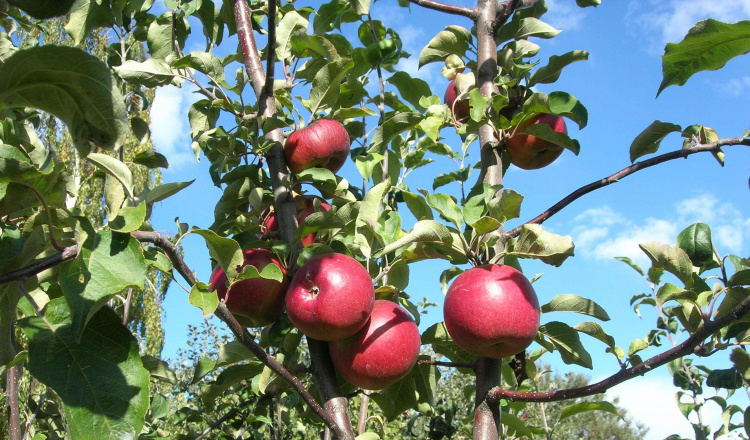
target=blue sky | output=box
[148,1,750,437]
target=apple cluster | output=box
[444,77,568,170]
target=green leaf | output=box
[7,0,76,19]
[308,58,354,114]
[729,270,750,287]
[629,120,682,162]
[706,368,744,390]
[423,192,463,228]
[421,322,476,364]
[377,220,452,256]
[0,46,128,153]
[202,363,264,411]
[114,59,177,88]
[19,299,149,440]
[538,321,593,369]
[387,72,432,111]
[559,401,621,421]
[506,224,575,267]
[615,256,644,276]
[356,181,390,258]
[65,0,115,45]
[108,202,147,233]
[60,231,146,340]
[353,152,385,181]
[295,211,346,243]
[173,51,225,82]
[656,283,697,306]
[368,112,424,155]
[144,180,194,204]
[676,222,714,267]
[541,294,610,321]
[731,348,750,381]
[189,281,218,318]
[530,50,589,85]
[576,0,601,6]
[371,373,418,421]
[401,191,433,221]
[418,25,472,68]
[628,339,649,356]
[355,433,380,440]
[141,355,177,384]
[500,411,534,438]
[349,0,370,15]
[190,229,243,278]
[639,242,694,288]
[496,17,561,44]
[87,153,135,201]
[276,10,309,61]
[548,91,588,129]
[523,123,580,155]
[132,150,168,170]
[658,19,750,96]
[573,321,616,349]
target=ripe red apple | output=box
[260,197,332,247]
[329,300,421,390]
[284,119,350,175]
[505,113,568,170]
[443,265,540,359]
[209,248,289,328]
[285,253,374,341]
[444,78,470,122]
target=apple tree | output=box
[1,1,749,439]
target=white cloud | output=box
[717,76,750,96]
[607,375,726,440]
[544,0,589,32]
[627,0,750,54]
[571,193,749,263]
[150,85,200,169]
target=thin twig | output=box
[504,138,750,239]
[488,290,750,403]
[418,359,477,369]
[408,0,476,18]
[0,246,78,286]
[194,399,253,440]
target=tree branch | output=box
[407,0,476,18]
[130,231,195,286]
[0,246,77,286]
[504,137,750,239]
[488,288,750,403]
[418,359,477,369]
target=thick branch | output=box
[505,138,750,238]
[0,246,77,285]
[408,0,476,18]
[130,231,195,286]
[488,288,750,403]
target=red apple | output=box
[284,119,350,175]
[260,197,332,247]
[444,78,470,122]
[443,265,540,359]
[505,113,568,170]
[209,248,289,328]
[285,253,374,341]
[329,300,421,390]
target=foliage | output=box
[0,1,748,440]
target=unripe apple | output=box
[209,249,289,328]
[444,78,470,122]
[260,197,332,247]
[285,253,374,341]
[284,119,350,175]
[443,265,540,359]
[329,300,421,390]
[505,114,568,170]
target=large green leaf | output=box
[541,294,610,321]
[421,322,476,364]
[276,10,309,61]
[377,219,452,256]
[629,120,681,162]
[639,242,694,288]
[387,72,432,111]
[308,58,354,114]
[60,231,147,340]
[87,153,135,201]
[7,0,76,19]
[676,222,714,267]
[19,299,149,440]
[114,59,177,87]
[496,17,561,44]
[418,25,472,67]
[529,50,589,86]
[65,0,115,45]
[506,224,575,267]
[0,46,128,153]
[356,181,390,257]
[538,321,593,369]
[190,229,243,278]
[658,19,750,96]
[559,401,621,421]
[368,112,423,155]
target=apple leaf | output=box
[496,17,561,44]
[505,224,575,267]
[500,411,534,439]
[629,120,682,163]
[639,242,694,288]
[371,374,419,421]
[387,72,432,112]
[658,19,750,97]
[7,0,77,19]
[523,123,580,155]
[541,294,610,321]
[559,401,621,422]
[189,281,218,318]
[107,202,147,233]
[295,211,346,243]
[656,283,697,306]
[308,58,354,115]
[376,219,453,257]
[276,10,309,62]
[401,191,434,221]
[356,181,391,258]
[87,153,135,201]
[615,256,645,276]
[729,270,750,287]
[368,112,424,155]
[143,180,194,204]
[538,321,593,369]
[676,222,715,268]
[548,91,588,129]
[576,0,601,6]
[19,299,149,440]
[202,363,264,411]
[141,355,177,385]
[173,51,225,83]
[60,231,146,341]
[0,46,128,153]
[190,229,243,279]
[628,339,649,356]
[573,321,616,349]
[418,25,472,68]
[114,59,177,88]
[529,50,589,86]
[421,191,463,228]
[421,322,477,365]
